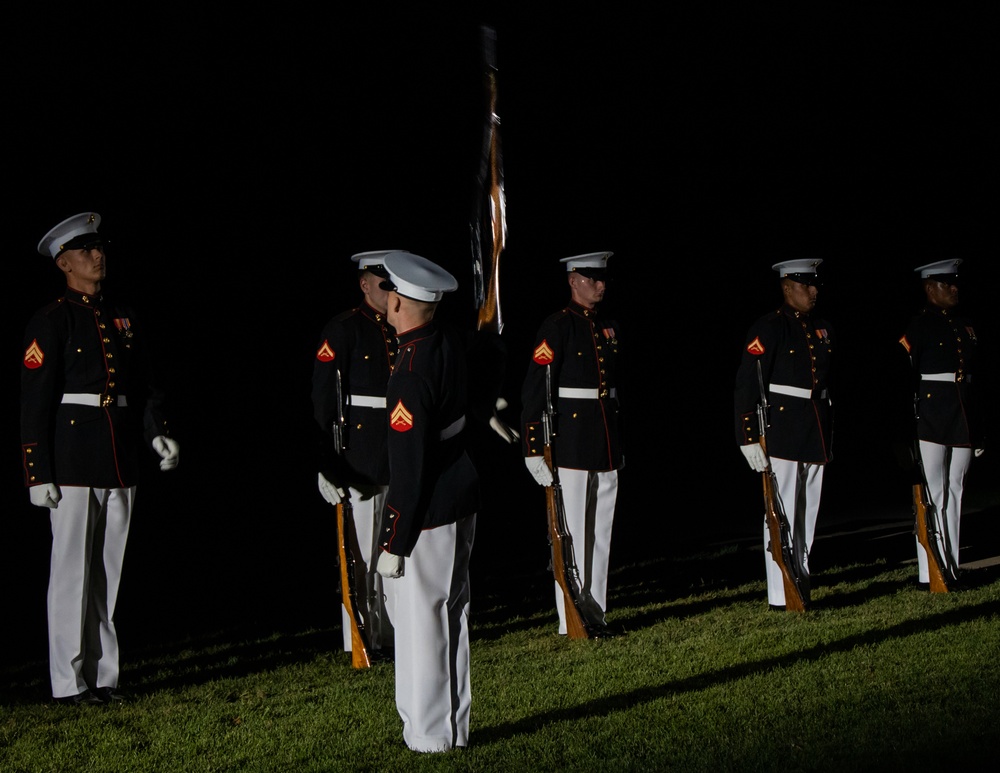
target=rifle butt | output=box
[913,484,951,593]
[337,502,374,668]
[545,485,597,639]
[762,472,809,612]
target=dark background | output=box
[4,8,997,668]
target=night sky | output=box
[4,9,996,661]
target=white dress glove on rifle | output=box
[152,436,180,471]
[489,397,520,444]
[740,443,768,473]
[524,455,553,487]
[30,482,61,509]
[317,473,345,506]
[377,550,404,579]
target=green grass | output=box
[3,514,999,773]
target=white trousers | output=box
[915,441,971,582]
[340,484,392,652]
[764,459,823,607]
[48,485,134,698]
[553,468,618,634]
[383,514,475,753]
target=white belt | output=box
[61,393,128,407]
[769,383,828,400]
[921,372,970,383]
[558,387,618,400]
[440,415,466,440]
[348,394,386,408]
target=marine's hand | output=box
[152,436,180,471]
[318,473,345,505]
[30,483,61,509]
[975,447,985,458]
[377,550,404,579]
[524,455,553,487]
[489,397,520,444]
[740,443,768,473]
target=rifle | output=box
[542,365,600,639]
[470,24,506,335]
[756,361,809,612]
[332,368,374,667]
[911,398,956,592]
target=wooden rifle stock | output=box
[760,439,808,612]
[755,361,807,612]
[910,400,955,592]
[541,364,598,639]
[543,447,595,640]
[337,498,373,667]
[331,367,374,667]
[913,482,951,593]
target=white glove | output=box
[317,473,345,505]
[489,397,520,444]
[975,448,985,458]
[524,455,553,487]
[377,550,404,579]
[740,443,768,473]
[30,483,61,509]
[152,436,180,471]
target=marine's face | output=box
[56,245,106,289]
[925,279,959,310]
[360,270,391,315]
[568,272,606,309]
[783,279,817,313]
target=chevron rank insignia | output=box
[24,339,44,370]
[316,340,336,362]
[532,339,554,365]
[746,336,765,356]
[390,400,413,432]
[899,335,910,354]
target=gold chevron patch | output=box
[532,339,554,365]
[316,340,335,362]
[390,400,413,432]
[24,339,44,370]
[746,336,765,356]
[899,335,910,354]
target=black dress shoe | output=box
[54,690,104,706]
[93,686,126,703]
[769,604,787,612]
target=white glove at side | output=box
[30,482,61,509]
[489,397,520,444]
[975,448,986,458]
[152,436,180,471]
[377,550,404,579]
[524,455,553,487]
[740,443,768,473]
[317,473,345,506]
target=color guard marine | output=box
[21,212,180,705]
[734,259,834,610]
[898,259,985,588]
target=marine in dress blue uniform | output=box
[520,252,623,635]
[311,250,401,654]
[898,259,984,585]
[734,259,834,609]
[21,213,179,704]
[374,251,479,753]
